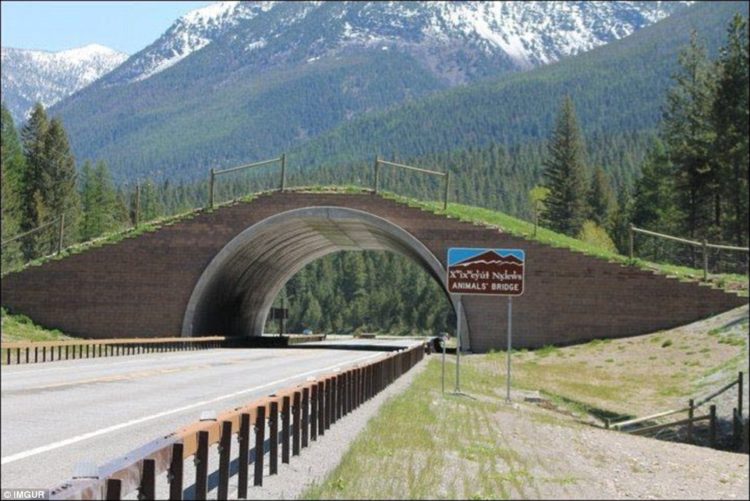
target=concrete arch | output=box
[181,206,470,348]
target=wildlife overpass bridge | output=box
[1,191,745,352]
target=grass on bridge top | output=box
[5,185,747,297]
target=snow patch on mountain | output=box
[1,44,127,123]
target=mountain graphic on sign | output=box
[455,251,523,267]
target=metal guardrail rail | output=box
[48,343,426,500]
[1,336,226,365]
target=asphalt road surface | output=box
[0,343,418,492]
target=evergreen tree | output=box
[661,31,717,242]
[19,103,50,258]
[587,166,614,226]
[631,138,679,231]
[541,96,589,235]
[37,118,81,252]
[1,104,25,271]
[80,160,127,240]
[711,14,749,246]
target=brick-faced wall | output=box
[1,192,746,351]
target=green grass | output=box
[1,308,71,343]
[302,360,544,500]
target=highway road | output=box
[0,342,418,492]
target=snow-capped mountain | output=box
[104,1,691,87]
[1,44,127,124]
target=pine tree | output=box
[1,105,25,271]
[661,31,717,242]
[587,166,614,227]
[19,103,51,258]
[712,14,749,246]
[37,118,81,252]
[541,96,589,235]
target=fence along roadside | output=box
[47,343,425,500]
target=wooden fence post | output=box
[443,171,450,211]
[688,399,694,444]
[703,239,709,281]
[57,213,65,255]
[709,404,717,448]
[280,154,286,192]
[373,157,380,194]
[208,168,215,209]
[629,223,634,260]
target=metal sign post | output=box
[441,334,446,394]
[447,247,525,401]
[506,296,512,403]
[455,297,462,393]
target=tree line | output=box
[538,14,748,269]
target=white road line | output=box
[0,352,382,465]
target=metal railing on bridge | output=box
[48,343,426,500]
[1,336,225,365]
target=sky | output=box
[0,1,214,54]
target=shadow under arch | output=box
[182,206,470,349]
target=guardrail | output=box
[374,158,451,210]
[208,155,286,209]
[628,224,749,281]
[1,336,226,365]
[48,342,426,500]
[606,371,744,450]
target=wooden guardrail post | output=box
[106,478,122,500]
[238,413,250,498]
[138,458,156,500]
[317,381,325,436]
[281,395,290,464]
[709,404,717,448]
[310,384,318,441]
[168,442,183,501]
[373,157,380,194]
[301,387,310,448]
[738,371,744,418]
[703,239,709,281]
[629,223,634,260]
[443,171,450,211]
[57,213,65,255]
[194,430,209,500]
[134,183,141,227]
[254,406,266,486]
[688,399,694,443]
[218,420,232,500]
[292,391,301,456]
[269,401,279,475]
[208,168,215,209]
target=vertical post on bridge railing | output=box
[195,430,209,500]
[168,442,183,501]
[269,401,279,475]
[218,420,232,500]
[318,381,325,436]
[238,413,250,498]
[310,384,318,442]
[281,396,291,464]
[254,406,266,486]
[293,391,301,456]
[138,458,155,501]
[302,387,310,447]
[280,153,286,192]
[106,478,122,500]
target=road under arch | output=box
[182,207,469,347]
